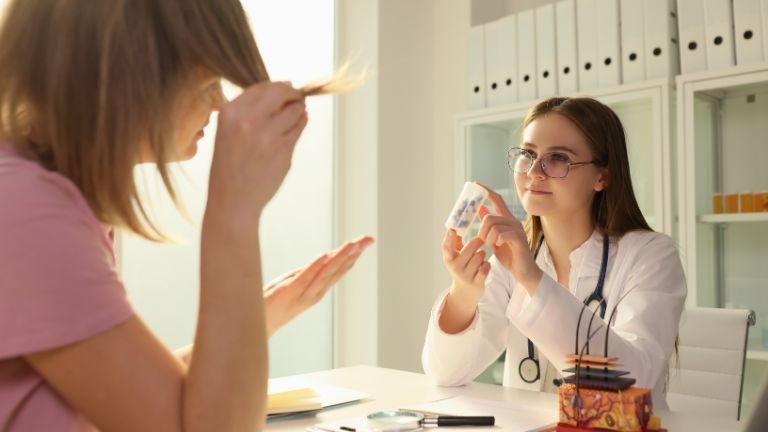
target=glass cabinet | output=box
[678,65,768,416]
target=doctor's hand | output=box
[442,230,490,305]
[438,230,491,334]
[476,185,543,295]
[264,236,374,336]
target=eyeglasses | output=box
[507,147,597,179]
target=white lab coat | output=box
[422,229,686,409]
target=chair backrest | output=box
[667,307,755,420]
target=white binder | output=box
[577,0,599,91]
[556,0,579,95]
[733,0,765,65]
[644,0,680,79]
[763,0,768,60]
[468,25,486,109]
[485,16,518,107]
[621,0,646,83]
[536,4,559,98]
[703,0,736,70]
[597,0,622,87]
[517,9,538,102]
[678,0,708,73]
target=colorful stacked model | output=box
[555,296,667,432]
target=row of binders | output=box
[679,0,768,73]
[470,0,768,110]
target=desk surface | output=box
[266,365,742,432]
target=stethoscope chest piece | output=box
[518,356,540,384]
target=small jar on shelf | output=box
[741,193,755,213]
[757,191,768,212]
[713,191,768,213]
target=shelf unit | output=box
[677,63,768,365]
[699,213,768,224]
[748,350,768,361]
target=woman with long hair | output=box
[0,1,371,430]
[423,97,685,409]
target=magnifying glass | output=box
[366,410,494,431]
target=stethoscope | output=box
[518,234,610,384]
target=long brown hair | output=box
[521,97,652,250]
[0,0,269,240]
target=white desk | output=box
[266,365,742,431]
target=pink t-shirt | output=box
[0,143,134,431]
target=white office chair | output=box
[667,307,756,420]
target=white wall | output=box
[335,0,470,373]
[334,0,380,368]
[430,1,473,329]
[376,0,439,372]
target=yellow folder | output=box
[267,386,368,417]
[267,388,323,415]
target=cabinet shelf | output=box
[698,213,768,224]
[747,350,768,361]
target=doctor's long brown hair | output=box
[520,97,652,251]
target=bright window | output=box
[121,0,336,377]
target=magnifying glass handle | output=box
[422,416,495,426]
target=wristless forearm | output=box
[183,214,268,431]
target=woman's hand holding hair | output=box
[206,81,307,227]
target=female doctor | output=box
[422,97,686,409]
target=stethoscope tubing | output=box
[520,235,610,383]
